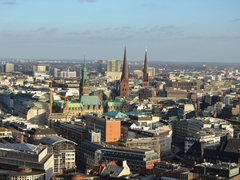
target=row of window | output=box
[11,175,43,180]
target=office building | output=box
[33,63,50,76]
[148,67,155,77]
[2,63,14,73]
[85,114,121,143]
[107,60,121,72]
[97,60,104,74]
[79,141,160,174]
[106,60,122,82]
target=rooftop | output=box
[0,143,38,152]
[40,135,77,146]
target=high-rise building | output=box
[33,63,50,76]
[119,47,129,98]
[3,63,14,73]
[142,49,149,87]
[97,60,104,73]
[107,60,121,72]
[106,60,122,82]
[148,67,156,77]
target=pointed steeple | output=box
[143,48,148,74]
[83,52,86,67]
[142,48,149,88]
[82,52,88,83]
[121,47,128,81]
[119,47,129,98]
[79,52,90,98]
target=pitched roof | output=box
[80,96,101,105]
[185,141,204,156]
[224,139,240,153]
[100,166,124,177]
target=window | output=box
[11,177,17,180]
[26,176,32,180]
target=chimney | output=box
[21,132,25,143]
[197,101,201,111]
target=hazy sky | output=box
[0,0,240,62]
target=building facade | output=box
[40,136,77,174]
[0,143,54,180]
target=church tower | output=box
[119,47,129,98]
[142,48,149,87]
[79,52,90,99]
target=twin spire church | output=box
[119,47,149,98]
[78,47,149,99]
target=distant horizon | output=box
[0,0,240,62]
[1,57,240,65]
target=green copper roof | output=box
[80,96,101,105]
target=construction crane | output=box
[49,80,69,114]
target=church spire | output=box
[82,52,88,83]
[142,48,149,87]
[79,52,90,98]
[119,47,129,98]
[143,48,148,73]
[84,52,86,67]
[121,47,128,81]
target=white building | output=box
[58,69,76,78]
[123,120,173,154]
[184,117,234,153]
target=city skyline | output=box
[0,0,240,62]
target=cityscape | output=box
[1,0,240,180]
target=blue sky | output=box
[0,0,240,62]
